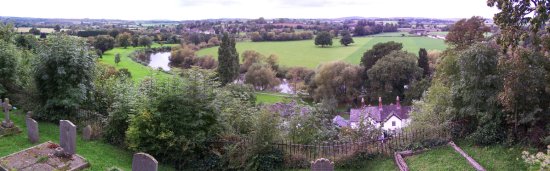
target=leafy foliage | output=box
[34,35,96,121]
[94,35,115,54]
[314,31,333,47]
[340,31,354,46]
[217,33,240,85]
[311,61,362,103]
[445,16,490,50]
[360,41,403,79]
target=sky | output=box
[1,0,499,20]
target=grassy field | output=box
[429,31,449,36]
[256,92,295,104]
[15,27,69,33]
[197,36,446,68]
[369,32,413,37]
[98,44,176,82]
[0,110,175,171]
[405,145,474,171]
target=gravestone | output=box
[59,120,76,155]
[26,111,33,118]
[82,125,92,141]
[26,117,39,143]
[132,153,158,171]
[1,98,13,128]
[311,158,334,171]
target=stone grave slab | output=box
[0,141,89,171]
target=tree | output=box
[29,27,40,35]
[138,35,152,48]
[131,34,139,47]
[311,61,362,103]
[244,63,280,90]
[314,31,332,47]
[340,31,354,46]
[240,50,264,73]
[454,43,503,145]
[94,35,115,54]
[360,41,403,79]
[367,51,423,100]
[445,16,490,50]
[34,35,96,121]
[115,53,121,65]
[116,32,131,48]
[354,20,367,36]
[0,41,19,95]
[217,33,240,85]
[169,45,196,69]
[54,25,61,32]
[488,0,550,49]
[418,48,430,77]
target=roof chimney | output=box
[396,96,401,110]
[378,97,383,111]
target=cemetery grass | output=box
[455,140,535,171]
[98,43,177,82]
[286,156,397,171]
[0,110,175,171]
[405,145,475,171]
[197,35,447,68]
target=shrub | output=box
[34,35,96,121]
[333,150,376,169]
[521,145,550,170]
[283,154,309,169]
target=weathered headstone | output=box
[26,117,39,143]
[1,98,13,128]
[132,153,158,171]
[59,120,76,155]
[26,111,33,118]
[82,125,92,141]
[311,158,334,171]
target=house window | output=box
[392,121,396,126]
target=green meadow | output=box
[197,36,447,68]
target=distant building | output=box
[337,96,411,131]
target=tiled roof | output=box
[350,104,411,123]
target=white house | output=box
[346,96,411,131]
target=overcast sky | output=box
[1,0,499,20]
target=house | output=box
[347,96,411,131]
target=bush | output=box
[283,154,309,169]
[333,150,376,169]
[34,35,96,121]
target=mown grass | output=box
[256,92,294,104]
[98,44,176,82]
[0,110,175,171]
[286,156,397,171]
[197,35,446,68]
[456,141,534,171]
[405,145,474,171]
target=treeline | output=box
[249,31,314,42]
[353,20,398,36]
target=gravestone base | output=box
[0,125,21,137]
[0,141,89,171]
[1,121,13,128]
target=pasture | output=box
[197,36,447,68]
[15,27,68,33]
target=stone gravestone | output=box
[311,158,334,171]
[26,111,33,118]
[82,125,92,141]
[59,120,76,155]
[26,117,39,143]
[132,153,158,171]
[1,98,13,128]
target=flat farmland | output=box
[197,36,447,68]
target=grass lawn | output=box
[98,44,177,82]
[286,156,397,171]
[256,92,294,104]
[405,145,474,171]
[0,110,175,171]
[456,141,534,171]
[369,32,413,37]
[197,35,446,68]
[429,31,449,36]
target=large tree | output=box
[340,31,354,46]
[244,63,280,91]
[34,35,96,121]
[418,48,430,77]
[311,61,362,103]
[488,0,550,49]
[367,51,422,101]
[445,16,490,50]
[314,31,333,47]
[94,35,115,54]
[360,41,403,79]
[116,32,132,48]
[217,33,240,85]
[138,35,152,48]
